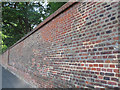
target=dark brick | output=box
[93,14,96,16]
[113,20,118,24]
[91,71,94,74]
[109,47,114,50]
[100,72,104,75]
[92,20,96,23]
[111,78,119,82]
[105,73,114,76]
[101,51,112,54]
[102,24,106,27]
[63,44,67,46]
[82,2,86,6]
[101,80,107,84]
[108,14,111,17]
[86,22,91,25]
[82,77,86,80]
[79,34,82,37]
[86,71,90,73]
[102,3,107,6]
[96,60,104,63]
[107,7,112,10]
[104,77,110,80]
[117,15,120,18]
[93,75,97,78]
[78,8,81,12]
[83,33,85,36]
[86,17,88,20]
[80,10,85,13]
[110,17,116,20]
[112,12,117,16]
[105,19,109,22]
[104,5,110,8]
[98,48,102,51]
[91,79,94,82]
[96,33,100,36]
[99,14,104,17]
[108,55,116,58]
[106,30,112,34]
[93,49,97,51]
[116,65,120,68]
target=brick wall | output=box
[2,1,120,88]
[1,50,8,68]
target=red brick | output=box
[108,81,117,85]
[89,64,93,67]
[86,81,89,84]
[114,69,119,73]
[105,60,110,63]
[116,74,120,77]
[113,37,119,40]
[97,68,101,71]
[102,68,106,71]
[98,76,103,79]
[84,67,86,70]
[92,68,96,70]
[104,64,109,67]
[107,69,112,72]
[100,10,105,13]
[94,64,98,67]
[110,64,115,68]
[111,78,119,82]
[76,86,79,88]
[81,64,84,66]
[96,60,104,63]
[99,64,103,67]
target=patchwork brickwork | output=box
[2,2,120,88]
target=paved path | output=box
[2,66,31,88]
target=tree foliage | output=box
[1,2,65,53]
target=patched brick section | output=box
[2,1,119,88]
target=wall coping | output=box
[5,1,77,52]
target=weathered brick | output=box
[116,74,120,77]
[105,60,110,63]
[107,69,112,72]
[110,17,116,20]
[111,78,119,82]
[106,30,112,34]
[94,64,98,67]
[101,80,107,84]
[99,64,103,67]
[110,64,115,68]
[96,60,104,63]
[108,81,117,85]
[100,72,104,75]
[113,37,119,40]
[105,73,114,76]
[114,69,119,73]
[98,76,103,79]
[106,7,112,10]
[104,77,110,80]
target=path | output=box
[2,66,31,88]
